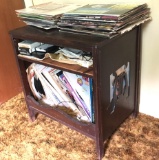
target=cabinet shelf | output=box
[18,56,93,77]
[10,25,110,52]
[10,25,141,160]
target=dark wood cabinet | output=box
[9,25,141,160]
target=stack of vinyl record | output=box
[58,3,151,38]
[16,2,83,30]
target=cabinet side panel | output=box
[96,28,139,141]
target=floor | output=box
[0,93,159,160]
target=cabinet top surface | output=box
[10,26,115,51]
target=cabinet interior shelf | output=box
[18,56,93,77]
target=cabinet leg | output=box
[97,150,104,160]
[96,143,105,160]
[132,107,139,118]
[132,111,138,118]
[28,107,37,122]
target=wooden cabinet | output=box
[9,25,141,160]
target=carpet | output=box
[0,93,159,160]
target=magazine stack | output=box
[58,3,151,38]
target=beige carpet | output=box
[0,93,159,160]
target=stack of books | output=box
[58,3,151,38]
[16,2,83,30]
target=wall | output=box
[0,0,25,104]
[24,0,159,118]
